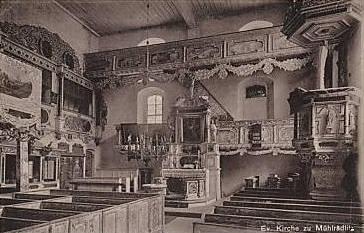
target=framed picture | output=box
[182,117,202,143]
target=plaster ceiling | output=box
[54,0,287,36]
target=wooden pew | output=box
[2,207,80,221]
[235,190,303,198]
[214,206,363,224]
[244,187,291,192]
[0,198,31,206]
[0,217,45,233]
[70,177,126,192]
[40,201,112,212]
[50,189,154,199]
[13,193,64,200]
[204,214,362,231]
[229,196,361,207]
[71,196,134,205]
[223,200,363,214]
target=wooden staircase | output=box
[194,188,362,233]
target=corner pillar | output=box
[16,139,29,192]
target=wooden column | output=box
[16,139,29,192]
[316,45,328,89]
[125,177,131,193]
[133,176,138,193]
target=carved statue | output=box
[325,106,337,134]
[210,119,217,143]
[72,159,82,179]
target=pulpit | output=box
[288,87,360,200]
[162,96,221,206]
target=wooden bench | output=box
[214,205,364,224]
[2,207,79,221]
[0,198,31,206]
[40,201,112,212]
[229,196,361,207]
[70,177,127,192]
[71,196,134,205]
[50,189,154,198]
[13,193,64,200]
[235,190,303,198]
[0,217,45,233]
[223,200,363,214]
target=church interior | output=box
[0,0,363,232]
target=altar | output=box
[162,95,221,207]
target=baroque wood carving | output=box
[0,22,81,73]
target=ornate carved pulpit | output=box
[288,87,360,200]
[162,95,221,206]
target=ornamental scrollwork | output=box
[0,22,81,73]
[64,115,92,133]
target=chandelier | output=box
[120,132,169,166]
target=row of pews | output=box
[0,190,164,233]
[194,188,362,233]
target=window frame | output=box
[146,94,163,124]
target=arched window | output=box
[239,21,273,32]
[147,95,163,124]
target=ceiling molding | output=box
[171,0,198,29]
[53,0,100,37]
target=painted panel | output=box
[138,201,149,233]
[149,197,163,233]
[51,221,69,233]
[128,203,139,233]
[227,36,266,56]
[115,206,128,233]
[103,211,116,233]
[0,53,42,120]
[69,213,101,233]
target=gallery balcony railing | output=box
[84,26,311,80]
[216,118,295,156]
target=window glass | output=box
[43,157,56,182]
[147,94,163,124]
[63,79,93,116]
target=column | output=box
[332,48,339,87]
[316,45,328,89]
[133,175,138,193]
[16,139,29,192]
[56,66,65,133]
[92,89,96,119]
[125,177,131,193]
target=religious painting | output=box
[0,53,42,119]
[182,117,202,143]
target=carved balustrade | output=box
[85,26,311,81]
[217,118,295,156]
